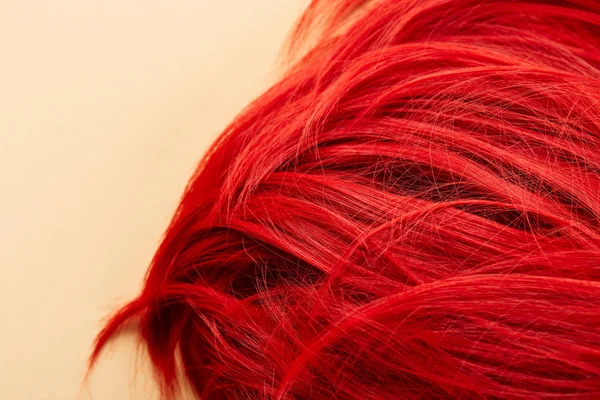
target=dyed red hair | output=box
[91,0,600,398]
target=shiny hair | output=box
[91,1,600,398]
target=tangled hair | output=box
[91,0,600,398]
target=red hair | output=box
[91,0,600,398]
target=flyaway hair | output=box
[90,1,600,398]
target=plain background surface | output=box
[0,1,304,399]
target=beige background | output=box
[0,1,304,399]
